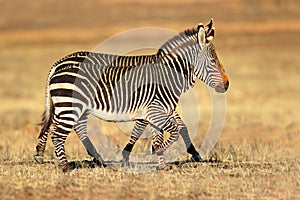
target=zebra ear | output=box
[197,23,206,49]
[206,27,215,43]
[205,18,213,33]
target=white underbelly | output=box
[90,108,147,122]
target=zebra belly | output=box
[89,108,147,122]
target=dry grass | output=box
[0,0,300,199]
[0,126,299,199]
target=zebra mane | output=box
[52,27,199,69]
[157,28,198,56]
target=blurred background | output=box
[0,0,299,157]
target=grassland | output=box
[0,0,299,199]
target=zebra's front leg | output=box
[152,127,180,170]
[152,121,180,154]
[147,104,179,168]
[181,126,202,162]
[172,112,202,162]
[121,119,149,166]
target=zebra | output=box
[35,20,229,172]
[34,20,216,167]
[34,54,201,166]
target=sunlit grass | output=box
[0,1,300,198]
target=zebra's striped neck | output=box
[157,28,198,57]
[156,28,199,91]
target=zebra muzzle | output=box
[214,83,226,93]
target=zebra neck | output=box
[158,47,197,92]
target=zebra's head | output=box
[194,19,229,93]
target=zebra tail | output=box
[38,86,54,139]
[38,66,56,138]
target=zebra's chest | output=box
[89,108,147,122]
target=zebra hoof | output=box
[191,154,202,162]
[62,162,77,173]
[34,155,44,164]
[92,158,107,168]
[120,159,130,167]
[156,161,167,170]
[156,164,170,171]
[122,149,130,158]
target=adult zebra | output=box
[35,20,229,172]
[34,21,215,167]
[34,54,201,167]
[34,52,201,165]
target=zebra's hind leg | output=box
[74,113,105,167]
[50,112,82,173]
[35,118,55,164]
[34,129,49,164]
[121,119,148,167]
[121,136,136,167]
[51,125,74,173]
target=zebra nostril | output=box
[224,81,229,91]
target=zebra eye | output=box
[210,51,217,58]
